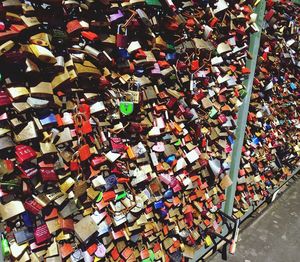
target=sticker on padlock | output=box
[119,93,134,116]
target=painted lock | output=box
[15,144,37,164]
[34,224,51,245]
[119,93,134,116]
[116,24,128,48]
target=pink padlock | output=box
[0,22,5,31]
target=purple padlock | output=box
[109,10,124,23]
[151,63,161,76]
[95,243,106,258]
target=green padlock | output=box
[0,178,22,191]
[239,89,247,99]
[142,250,155,262]
[209,107,218,119]
[145,0,162,6]
[1,234,10,257]
[116,191,127,201]
[96,192,103,203]
[120,93,134,116]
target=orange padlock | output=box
[126,145,136,160]
[56,114,64,127]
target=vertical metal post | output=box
[223,0,266,216]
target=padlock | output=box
[40,167,58,182]
[117,48,130,61]
[126,144,136,160]
[0,90,11,107]
[146,0,162,6]
[34,223,51,245]
[17,162,38,179]
[91,155,107,168]
[70,153,80,171]
[24,199,43,215]
[0,159,14,176]
[218,114,228,124]
[1,234,10,257]
[119,93,134,116]
[116,24,128,48]
[190,59,200,71]
[78,138,91,161]
[73,112,92,135]
[109,10,124,23]
[15,145,37,164]
[0,178,22,192]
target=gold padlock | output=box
[0,40,14,56]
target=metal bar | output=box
[223,0,266,216]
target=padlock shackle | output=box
[121,91,134,101]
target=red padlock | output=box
[116,24,128,48]
[70,153,80,171]
[66,19,82,34]
[0,159,14,174]
[15,145,37,164]
[102,191,116,202]
[0,91,11,107]
[79,103,91,119]
[34,224,51,245]
[99,76,111,89]
[24,199,43,215]
[40,167,58,182]
[265,9,275,21]
[81,31,99,41]
[55,114,64,127]
[78,141,91,162]
[209,17,219,27]
[190,60,200,71]
[74,113,92,135]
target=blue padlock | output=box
[118,48,130,60]
[154,200,164,209]
[135,68,144,77]
[265,180,272,187]
[164,189,173,199]
[228,135,234,145]
[160,208,168,218]
[166,53,176,62]
[40,113,57,126]
[290,83,296,90]
[165,155,176,165]
[21,212,33,228]
[252,136,259,145]
[104,174,117,190]
[265,124,271,131]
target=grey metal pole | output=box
[223,0,267,216]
